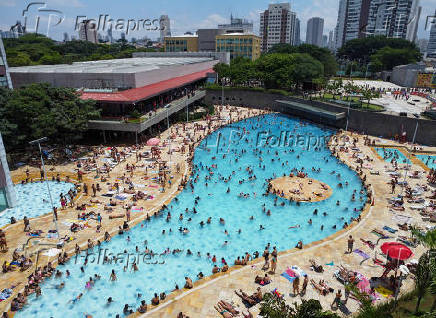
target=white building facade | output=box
[259,3,297,52]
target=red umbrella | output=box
[380,242,413,261]
[146,138,160,146]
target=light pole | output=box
[365,63,371,80]
[29,137,59,236]
[221,76,224,107]
[345,100,351,132]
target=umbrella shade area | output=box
[381,242,413,261]
[146,138,160,146]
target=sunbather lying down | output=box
[214,300,239,317]
[309,259,324,272]
[235,288,262,306]
[311,279,333,296]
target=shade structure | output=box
[380,242,413,261]
[146,138,160,146]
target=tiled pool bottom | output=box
[416,155,436,170]
[374,147,411,164]
[16,114,366,318]
[0,181,75,228]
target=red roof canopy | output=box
[80,68,214,103]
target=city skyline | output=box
[0,0,435,43]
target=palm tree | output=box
[411,227,436,251]
[427,259,436,312]
[414,253,431,314]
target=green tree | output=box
[3,34,150,67]
[255,53,323,90]
[227,57,256,86]
[0,84,100,150]
[414,253,432,314]
[361,88,378,108]
[371,46,422,71]
[411,227,436,251]
[259,293,340,318]
[269,43,337,76]
[337,35,421,63]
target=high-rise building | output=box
[259,3,297,52]
[366,0,421,41]
[78,20,98,43]
[218,15,253,34]
[322,35,328,47]
[0,133,17,212]
[427,11,436,58]
[416,38,428,55]
[344,0,371,44]
[216,33,261,60]
[159,15,171,42]
[293,18,301,46]
[334,0,347,49]
[335,0,421,49]
[306,17,324,47]
[407,1,421,42]
[63,32,69,42]
[328,30,335,50]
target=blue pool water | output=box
[16,114,366,318]
[0,181,74,228]
[417,155,436,170]
[374,147,411,164]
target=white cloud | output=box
[194,14,227,29]
[171,13,228,35]
[247,9,262,35]
[0,0,15,7]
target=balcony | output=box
[87,90,206,133]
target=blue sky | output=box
[0,0,435,41]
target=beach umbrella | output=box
[146,138,160,146]
[380,242,413,261]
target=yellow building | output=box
[164,35,198,52]
[215,33,261,61]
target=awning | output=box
[80,68,214,104]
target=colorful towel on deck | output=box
[353,249,370,259]
[383,226,397,233]
[281,272,296,283]
[375,286,393,298]
[131,207,144,213]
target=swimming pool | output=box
[416,155,436,170]
[0,181,75,228]
[16,114,366,318]
[374,147,411,164]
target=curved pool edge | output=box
[0,180,80,232]
[2,110,271,314]
[132,131,373,317]
[5,113,369,317]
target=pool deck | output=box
[0,106,269,315]
[1,107,435,317]
[134,134,435,318]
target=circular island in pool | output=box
[15,113,367,318]
[268,175,333,202]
